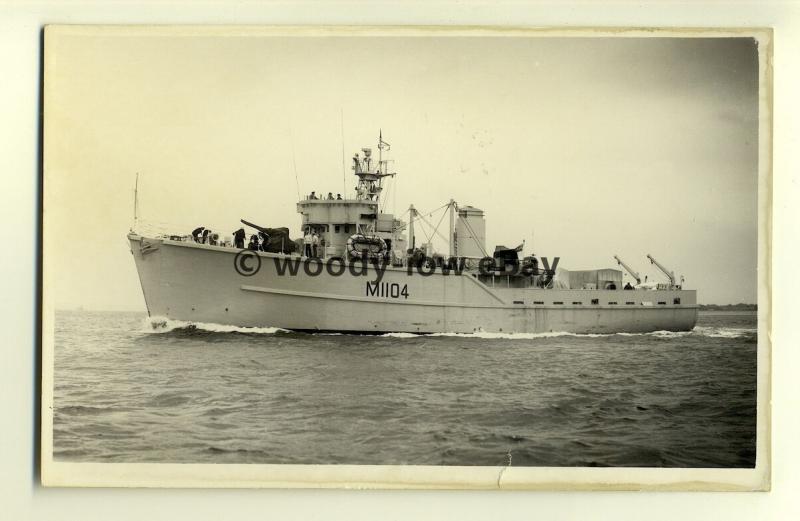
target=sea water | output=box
[52,311,757,467]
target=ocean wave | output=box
[56,405,114,416]
[618,330,692,338]
[430,331,610,339]
[143,317,756,340]
[386,327,757,340]
[143,316,286,335]
[383,330,615,339]
[381,332,421,338]
[691,326,758,339]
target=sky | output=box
[44,28,761,310]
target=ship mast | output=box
[408,204,416,250]
[449,199,456,257]
[352,131,395,202]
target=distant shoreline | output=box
[698,304,757,311]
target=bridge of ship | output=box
[296,198,407,260]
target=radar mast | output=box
[352,131,395,202]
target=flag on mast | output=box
[378,129,390,151]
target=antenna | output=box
[341,108,346,197]
[132,172,139,232]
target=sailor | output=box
[258,231,270,252]
[201,229,210,244]
[327,192,334,200]
[312,232,320,258]
[209,232,219,246]
[309,191,318,200]
[191,226,205,243]
[624,282,634,290]
[336,193,342,200]
[303,229,313,257]
[248,234,259,251]
[233,228,246,249]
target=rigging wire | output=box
[460,215,491,258]
[415,210,450,245]
[432,202,450,239]
[380,179,390,213]
[392,208,411,232]
[401,201,454,251]
[418,202,450,219]
[417,217,433,244]
[290,128,300,200]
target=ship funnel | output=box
[455,206,487,258]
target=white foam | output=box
[143,316,286,335]
[428,331,609,339]
[141,317,756,339]
[387,327,755,340]
[616,330,691,338]
[692,326,757,339]
[382,330,609,339]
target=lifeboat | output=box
[346,234,387,259]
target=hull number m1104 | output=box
[366,281,409,299]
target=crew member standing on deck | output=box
[312,231,320,258]
[233,228,246,249]
[191,226,205,243]
[303,229,313,257]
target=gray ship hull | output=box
[129,234,698,334]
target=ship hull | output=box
[129,234,698,334]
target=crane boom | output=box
[613,255,641,285]
[646,254,676,287]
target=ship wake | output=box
[383,326,756,340]
[141,318,755,340]
[143,317,287,335]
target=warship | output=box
[128,135,697,334]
